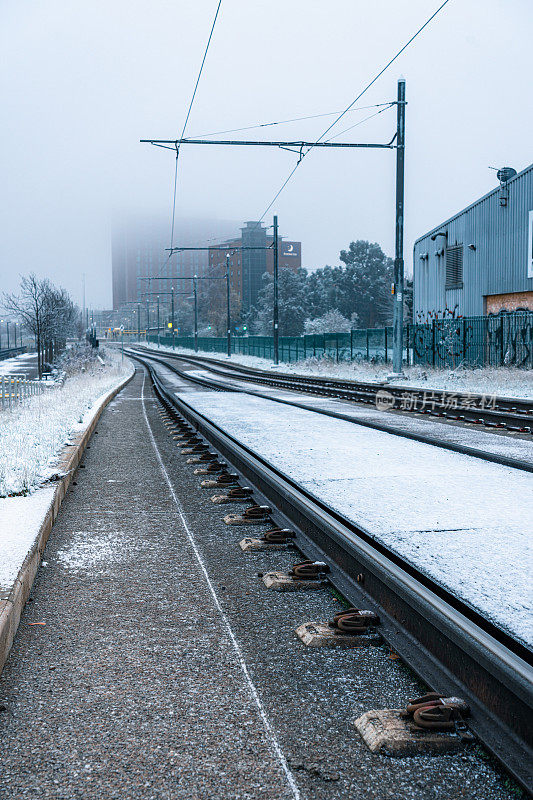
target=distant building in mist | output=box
[111,216,237,310]
[208,221,302,311]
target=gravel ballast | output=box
[0,368,522,799]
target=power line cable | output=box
[256,0,452,223]
[324,103,394,143]
[169,0,223,252]
[189,103,394,139]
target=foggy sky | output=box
[1,0,531,310]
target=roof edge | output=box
[413,163,533,248]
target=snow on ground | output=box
[143,341,533,399]
[182,367,533,464]
[0,487,56,593]
[0,348,132,497]
[56,528,132,573]
[173,387,533,648]
[0,352,38,377]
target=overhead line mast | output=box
[142,83,405,371]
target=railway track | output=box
[128,347,533,473]
[133,346,533,435]
[130,349,533,794]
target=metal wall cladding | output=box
[413,164,533,320]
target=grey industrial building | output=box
[413,164,533,321]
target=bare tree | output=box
[3,274,79,378]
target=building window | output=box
[445,245,463,288]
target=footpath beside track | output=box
[130,350,533,793]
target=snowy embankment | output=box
[0,348,133,602]
[0,348,131,498]
[143,342,533,400]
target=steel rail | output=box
[133,351,533,793]
[178,352,533,422]
[173,354,533,428]
[128,347,533,473]
[135,347,533,414]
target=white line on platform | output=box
[139,371,301,800]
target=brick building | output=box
[208,221,301,311]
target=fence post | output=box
[432,320,436,367]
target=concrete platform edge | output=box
[0,364,135,676]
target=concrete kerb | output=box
[0,364,135,676]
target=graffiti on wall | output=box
[411,311,533,368]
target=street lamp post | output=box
[157,295,160,348]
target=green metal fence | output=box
[410,312,533,369]
[146,311,533,368]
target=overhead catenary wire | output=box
[255,0,452,223]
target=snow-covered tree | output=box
[304,241,393,328]
[304,309,356,334]
[3,275,79,377]
[250,268,308,336]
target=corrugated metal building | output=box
[413,164,533,321]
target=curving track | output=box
[128,346,533,473]
[134,346,533,434]
[127,347,533,793]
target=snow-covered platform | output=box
[150,361,532,649]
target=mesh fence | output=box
[146,312,533,368]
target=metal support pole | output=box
[157,295,160,348]
[137,303,141,340]
[146,298,149,341]
[226,255,231,358]
[193,276,198,352]
[121,329,124,362]
[6,322,10,349]
[392,78,406,375]
[273,215,279,365]
[171,287,175,349]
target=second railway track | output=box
[128,346,533,472]
[133,346,533,434]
